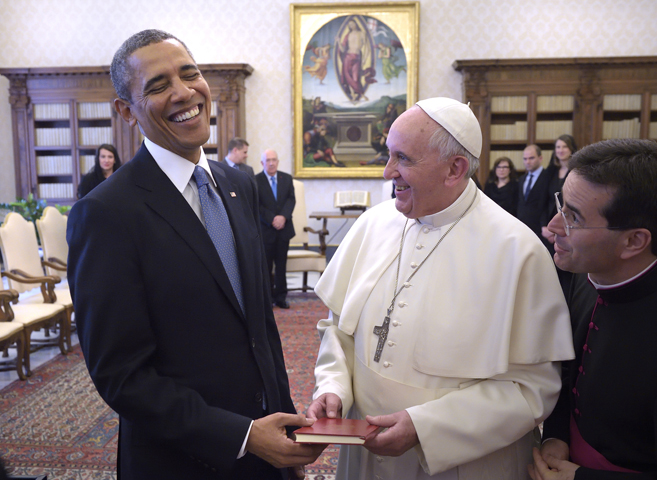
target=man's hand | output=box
[362,410,419,456]
[307,393,342,420]
[272,215,286,230]
[246,413,325,468]
[528,446,579,480]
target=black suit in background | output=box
[255,171,296,305]
[67,144,294,479]
[516,168,550,237]
[222,158,255,179]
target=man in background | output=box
[256,149,296,309]
[517,144,550,238]
[67,29,322,479]
[530,139,657,479]
[308,97,574,480]
[223,137,255,178]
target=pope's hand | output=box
[307,393,342,420]
[246,412,325,468]
[362,410,419,456]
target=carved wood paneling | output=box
[0,64,252,203]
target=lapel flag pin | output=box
[230,192,237,197]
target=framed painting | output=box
[291,2,419,178]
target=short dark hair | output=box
[569,139,657,255]
[525,144,542,157]
[110,29,195,102]
[227,137,249,154]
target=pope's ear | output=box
[114,98,138,127]
[444,155,470,187]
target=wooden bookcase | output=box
[0,64,253,204]
[452,56,657,184]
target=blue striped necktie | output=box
[193,166,244,313]
[270,175,277,200]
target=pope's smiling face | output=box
[383,106,453,219]
[115,39,211,163]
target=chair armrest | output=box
[0,289,19,321]
[304,226,326,235]
[43,257,67,271]
[303,226,328,254]
[0,289,19,303]
[2,270,60,303]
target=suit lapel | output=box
[209,161,261,319]
[132,146,245,318]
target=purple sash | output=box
[570,415,639,473]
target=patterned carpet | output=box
[0,292,337,479]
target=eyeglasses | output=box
[554,192,629,237]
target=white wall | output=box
[1,0,655,240]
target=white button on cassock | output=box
[416,244,424,249]
[383,361,391,367]
[410,262,418,268]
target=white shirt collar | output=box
[145,137,214,193]
[224,157,237,168]
[590,258,657,290]
[416,179,478,228]
[526,166,543,178]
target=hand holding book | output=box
[294,418,382,445]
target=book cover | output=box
[294,418,382,445]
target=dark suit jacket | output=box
[516,168,550,236]
[67,144,294,479]
[222,158,255,179]
[255,171,296,242]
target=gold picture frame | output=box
[291,2,419,178]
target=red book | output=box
[294,418,382,445]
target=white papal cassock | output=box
[313,179,575,480]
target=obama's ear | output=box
[114,98,138,128]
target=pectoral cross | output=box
[373,308,392,362]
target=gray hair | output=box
[428,124,480,178]
[110,29,195,102]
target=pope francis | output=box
[307,97,575,480]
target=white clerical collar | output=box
[590,258,657,290]
[145,137,213,194]
[416,179,477,228]
[224,157,237,168]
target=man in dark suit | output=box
[256,150,295,309]
[66,29,322,480]
[223,137,255,178]
[517,144,550,238]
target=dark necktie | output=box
[524,173,534,200]
[193,166,244,313]
[270,175,277,200]
[233,164,240,170]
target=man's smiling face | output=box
[116,39,211,163]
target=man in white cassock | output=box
[307,97,576,480]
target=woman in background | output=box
[541,134,578,243]
[484,156,518,216]
[542,134,578,294]
[77,144,121,199]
